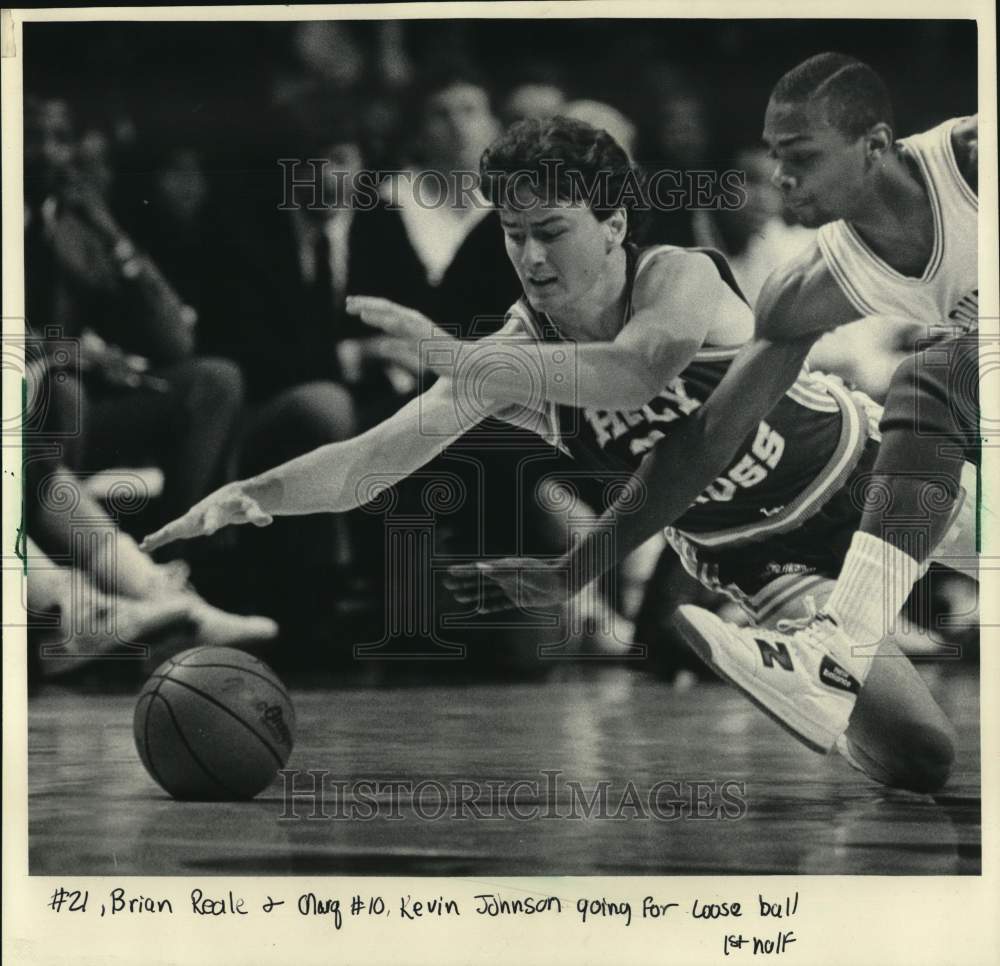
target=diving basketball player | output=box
[142,104,964,792]
[449,53,979,788]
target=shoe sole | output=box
[673,607,839,755]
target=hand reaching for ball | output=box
[140,481,274,553]
[444,556,570,613]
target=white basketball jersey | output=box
[816,117,978,334]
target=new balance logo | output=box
[755,638,794,671]
[819,655,860,695]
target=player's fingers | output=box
[201,504,226,535]
[139,513,200,552]
[444,568,498,594]
[460,586,518,612]
[449,582,510,605]
[442,574,480,594]
[346,295,398,313]
[347,297,432,340]
[445,563,482,580]
[230,495,273,528]
[345,296,405,329]
[475,581,523,612]
[370,337,420,366]
[476,600,518,615]
[362,311,405,336]
[444,564,519,607]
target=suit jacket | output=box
[201,186,520,402]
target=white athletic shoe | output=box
[673,607,869,754]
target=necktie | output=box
[311,229,334,322]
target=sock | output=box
[825,531,922,644]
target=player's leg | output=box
[757,580,956,793]
[824,335,979,645]
[675,336,977,787]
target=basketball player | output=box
[448,53,979,787]
[142,109,959,791]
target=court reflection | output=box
[29,669,980,875]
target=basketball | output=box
[133,647,295,801]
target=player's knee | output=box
[881,348,958,448]
[192,357,245,407]
[169,356,246,423]
[891,722,956,793]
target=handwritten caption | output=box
[48,887,801,954]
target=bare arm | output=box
[449,245,862,605]
[244,377,488,515]
[950,115,978,196]
[460,250,745,410]
[555,244,859,589]
[348,251,748,411]
[141,376,496,550]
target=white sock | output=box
[825,532,923,644]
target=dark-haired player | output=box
[142,112,960,792]
[451,54,978,786]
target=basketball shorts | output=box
[666,438,978,626]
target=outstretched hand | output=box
[444,557,569,613]
[140,482,273,553]
[346,296,452,345]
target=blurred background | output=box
[20,18,979,687]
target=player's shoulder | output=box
[949,115,978,194]
[755,241,855,341]
[631,245,732,305]
[635,244,719,280]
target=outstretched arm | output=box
[448,246,861,608]
[560,332,818,582]
[348,250,747,411]
[141,376,495,551]
[447,332,818,609]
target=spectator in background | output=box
[201,105,419,413]
[183,103,440,649]
[702,146,816,305]
[26,533,193,681]
[270,21,367,116]
[635,64,720,247]
[269,21,413,173]
[130,146,212,314]
[501,63,568,125]
[380,64,503,312]
[22,339,278,657]
[23,97,245,543]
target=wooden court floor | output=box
[28,666,981,876]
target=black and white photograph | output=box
[3,3,997,962]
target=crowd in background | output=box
[21,19,979,684]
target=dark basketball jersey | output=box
[504,244,876,549]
